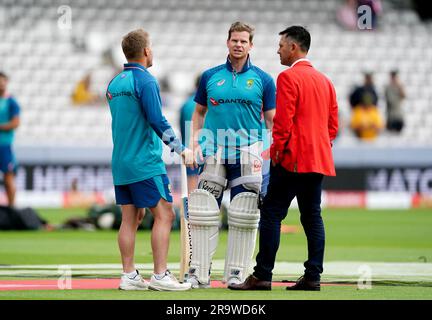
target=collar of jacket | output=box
[225,55,251,73]
[123,62,146,72]
[290,58,311,68]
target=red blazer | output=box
[270,60,338,176]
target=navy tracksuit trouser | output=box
[253,164,325,282]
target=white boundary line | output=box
[1,261,431,281]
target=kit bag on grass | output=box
[0,206,46,230]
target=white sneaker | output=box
[227,277,242,286]
[186,275,211,289]
[119,272,149,291]
[149,270,192,291]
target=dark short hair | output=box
[390,70,398,77]
[0,71,8,79]
[279,26,311,52]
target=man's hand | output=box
[271,150,280,167]
[181,148,198,169]
[189,139,204,164]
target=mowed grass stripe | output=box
[0,285,432,300]
[1,208,431,265]
[0,208,431,299]
[1,261,431,283]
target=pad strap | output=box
[199,172,228,188]
[229,175,262,189]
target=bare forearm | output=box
[190,105,206,146]
[264,109,275,132]
[0,122,18,131]
[191,113,203,145]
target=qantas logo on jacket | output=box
[209,97,252,107]
[106,91,132,100]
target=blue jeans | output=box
[253,164,325,282]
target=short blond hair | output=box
[228,21,255,42]
[121,29,150,60]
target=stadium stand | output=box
[0,0,431,150]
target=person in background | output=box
[0,72,20,207]
[337,0,358,30]
[349,72,378,110]
[349,73,383,141]
[71,73,100,106]
[350,103,384,141]
[385,70,406,133]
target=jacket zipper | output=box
[232,70,238,88]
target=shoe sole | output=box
[189,281,211,289]
[118,286,149,291]
[118,284,149,291]
[148,284,191,291]
[228,286,271,291]
[187,280,210,289]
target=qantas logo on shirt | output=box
[209,98,219,106]
[209,97,253,107]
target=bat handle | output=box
[180,163,188,198]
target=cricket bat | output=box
[179,163,192,282]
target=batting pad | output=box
[188,189,220,284]
[224,192,260,283]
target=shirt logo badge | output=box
[217,79,226,86]
[209,98,219,106]
[253,159,262,172]
[246,79,254,89]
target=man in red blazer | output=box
[229,26,338,291]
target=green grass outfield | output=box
[1,285,431,300]
[0,207,431,300]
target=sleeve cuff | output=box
[171,142,185,155]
